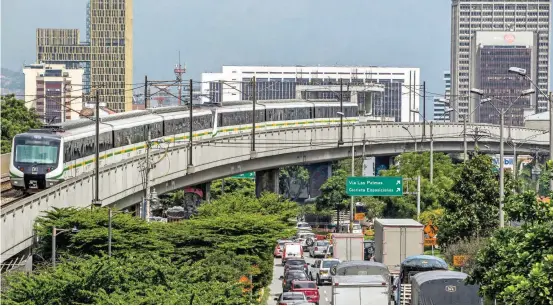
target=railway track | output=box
[0,177,27,207]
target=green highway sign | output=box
[346,176,403,196]
[232,172,256,179]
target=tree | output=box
[2,253,251,305]
[210,178,255,200]
[468,191,553,304]
[1,94,42,153]
[20,191,298,305]
[379,152,458,218]
[279,165,309,201]
[419,208,444,225]
[438,152,514,248]
[316,169,348,213]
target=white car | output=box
[296,222,312,231]
[296,232,317,251]
[309,258,341,285]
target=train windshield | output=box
[14,139,60,164]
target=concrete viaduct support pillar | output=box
[256,168,280,198]
[307,162,332,198]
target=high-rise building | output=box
[471,31,537,126]
[201,66,421,123]
[23,63,84,123]
[36,0,133,112]
[433,71,452,121]
[450,0,550,121]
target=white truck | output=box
[373,218,424,271]
[330,233,365,261]
[331,275,391,305]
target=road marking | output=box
[324,290,327,294]
[325,297,329,302]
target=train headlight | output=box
[18,166,24,171]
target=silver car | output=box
[309,240,330,258]
[309,258,341,286]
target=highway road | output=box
[267,255,332,305]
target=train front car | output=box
[9,131,64,192]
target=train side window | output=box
[64,141,71,162]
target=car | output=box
[309,258,341,286]
[296,222,312,231]
[309,240,330,258]
[296,232,317,251]
[284,258,308,274]
[282,243,303,265]
[281,271,309,292]
[274,240,293,258]
[290,280,320,305]
[274,292,311,305]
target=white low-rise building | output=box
[201,65,421,122]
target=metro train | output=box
[9,100,367,192]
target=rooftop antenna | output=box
[174,50,186,106]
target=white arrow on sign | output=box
[396,180,401,185]
[396,187,401,192]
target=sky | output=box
[2,0,547,117]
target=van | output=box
[282,243,303,265]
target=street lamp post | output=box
[402,126,417,152]
[410,109,433,184]
[52,226,78,268]
[470,87,535,228]
[506,130,548,187]
[508,66,553,192]
[338,111,355,233]
[440,98,486,162]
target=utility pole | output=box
[549,92,553,191]
[252,76,257,153]
[143,128,151,220]
[94,89,100,207]
[416,176,421,220]
[108,208,112,256]
[339,78,344,145]
[499,112,505,228]
[430,121,434,184]
[463,116,468,162]
[189,79,193,167]
[144,76,149,108]
[52,227,57,268]
[350,125,355,234]
[422,81,426,140]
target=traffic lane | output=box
[267,257,284,305]
[305,254,332,305]
[267,254,332,305]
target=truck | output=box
[331,275,391,305]
[373,218,424,270]
[330,233,364,261]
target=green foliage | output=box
[2,253,250,305]
[469,191,553,304]
[279,165,309,201]
[442,237,486,274]
[1,94,42,153]
[316,169,349,212]
[419,208,444,225]
[211,178,255,200]
[438,152,513,248]
[10,192,296,305]
[381,152,458,218]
